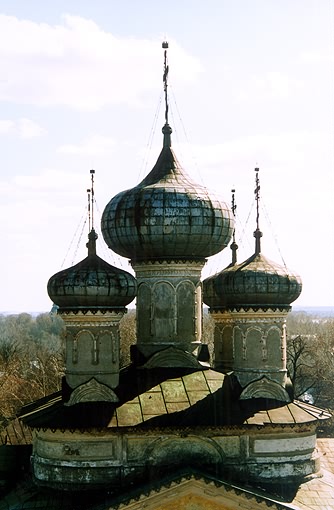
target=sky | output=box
[1,0,333,312]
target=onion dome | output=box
[101,124,234,261]
[203,251,302,310]
[47,229,137,310]
[203,168,302,309]
[101,42,233,262]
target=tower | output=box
[101,42,234,365]
[203,168,302,401]
[47,171,137,404]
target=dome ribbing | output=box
[203,252,302,310]
[101,126,234,262]
[47,229,137,310]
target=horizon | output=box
[2,304,334,317]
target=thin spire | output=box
[163,41,169,125]
[162,41,172,148]
[90,169,95,230]
[230,188,238,265]
[87,186,91,232]
[86,169,97,256]
[253,167,263,255]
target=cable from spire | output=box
[87,186,91,232]
[230,188,238,265]
[90,169,95,230]
[87,169,96,231]
[86,169,97,257]
[162,41,172,148]
[253,167,263,255]
[162,41,169,124]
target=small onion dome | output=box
[101,124,234,262]
[203,252,302,310]
[47,229,137,310]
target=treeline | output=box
[286,311,334,409]
[0,312,65,425]
[0,310,333,425]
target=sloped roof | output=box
[19,367,330,430]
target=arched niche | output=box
[176,280,196,340]
[73,330,95,366]
[98,329,118,370]
[266,325,284,368]
[146,436,223,475]
[152,281,175,340]
[245,327,263,366]
[233,326,245,363]
[137,283,151,340]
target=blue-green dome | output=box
[203,252,302,310]
[101,126,234,262]
[47,229,137,310]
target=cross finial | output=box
[162,41,169,125]
[161,42,172,148]
[86,169,97,256]
[253,167,263,255]
[230,188,238,265]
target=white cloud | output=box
[236,71,303,102]
[18,118,46,138]
[0,14,202,112]
[301,51,333,63]
[58,134,116,156]
[0,119,15,134]
[0,117,46,138]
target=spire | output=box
[162,41,172,148]
[87,228,97,256]
[253,167,263,255]
[86,169,97,256]
[230,188,238,265]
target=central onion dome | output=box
[47,229,137,310]
[101,124,234,262]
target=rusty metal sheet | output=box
[140,392,166,415]
[165,401,190,413]
[204,370,225,381]
[116,403,143,426]
[187,391,210,405]
[182,371,208,391]
[287,403,319,424]
[143,414,161,421]
[206,379,223,392]
[246,411,271,426]
[267,405,295,424]
[161,380,188,403]
[108,416,118,427]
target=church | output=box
[2,42,334,509]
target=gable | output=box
[114,477,292,510]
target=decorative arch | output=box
[265,325,283,366]
[146,435,224,473]
[141,346,201,369]
[176,280,196,339]
[98,329,117,365]
[152,281,175,339]
[239,376,290,402]
[215,325,233,370]
[233,325,246,361]
[73,330,95,365]
[245,326,264,365]
[65,378,119,406]
[137,283,151,339]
